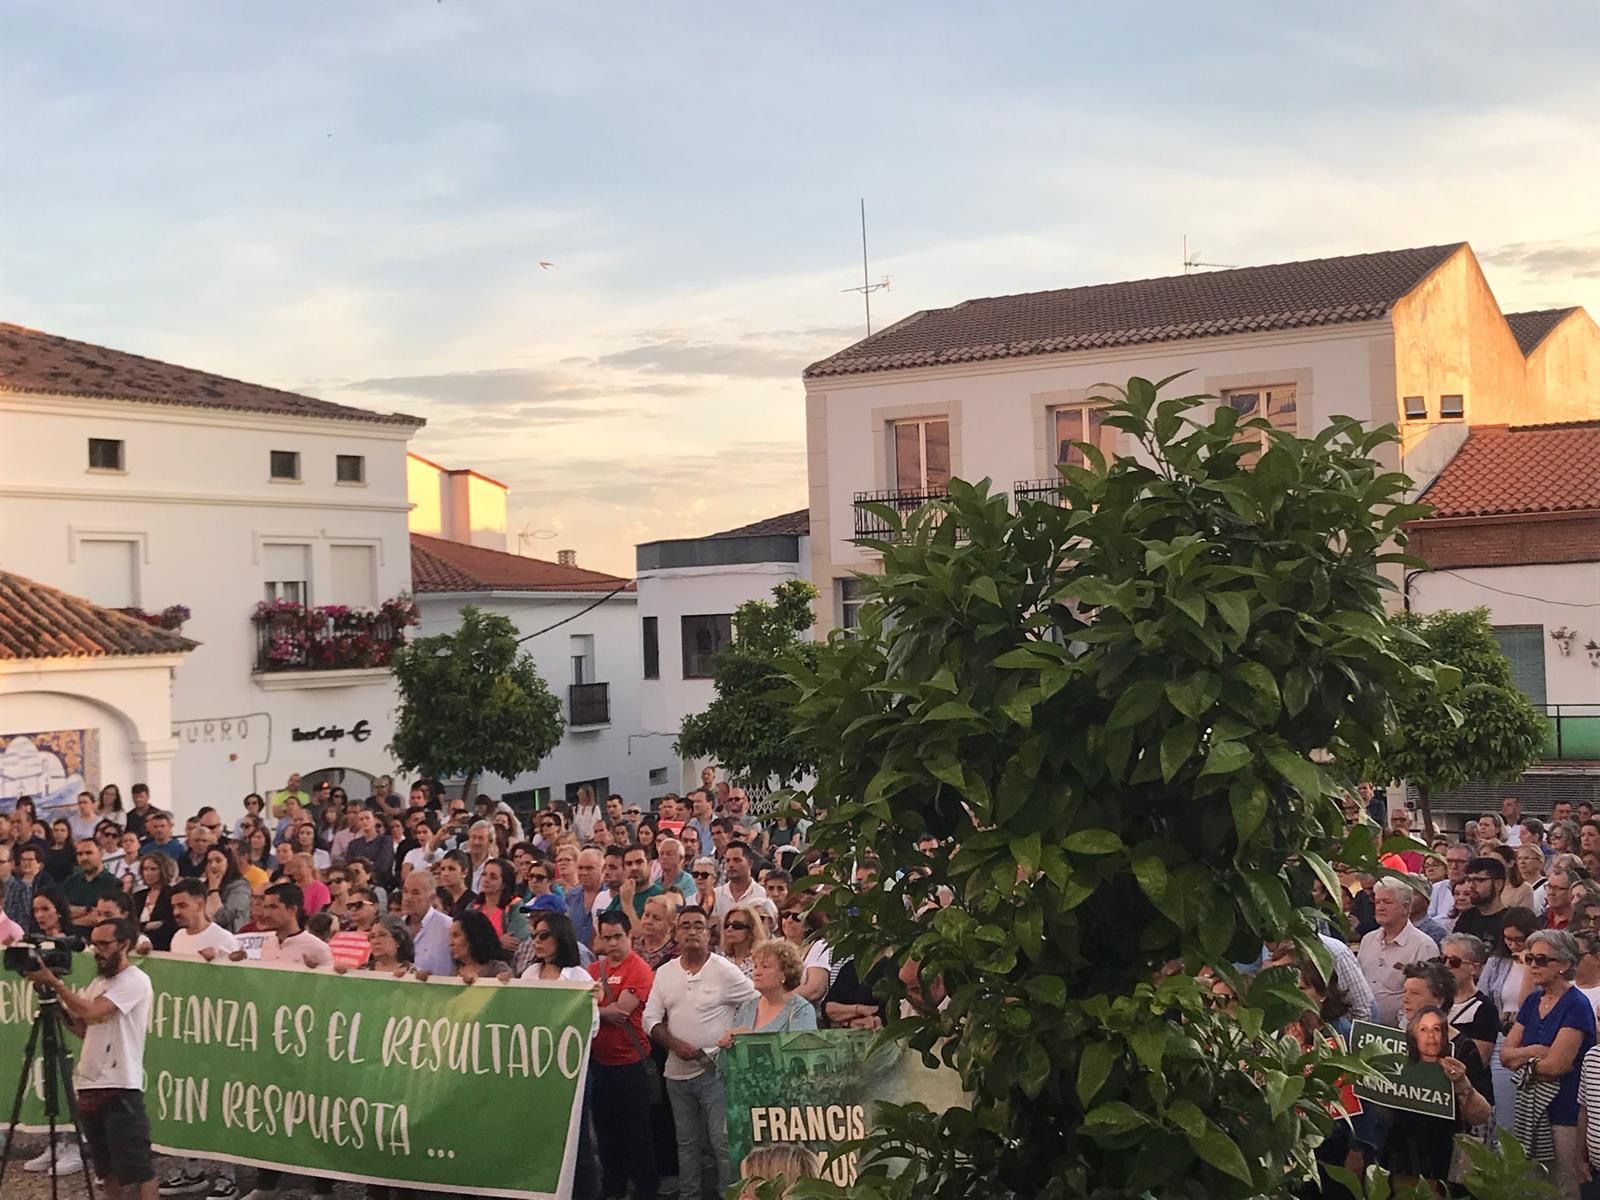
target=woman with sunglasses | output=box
[1481,908,1541,1135]
[1501,929,1595,1195]
[520,910,590,982]
[721,903,768,979]
[1436,933,1499,1070]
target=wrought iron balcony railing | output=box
[852,487,953,539]
[569,682,611,727]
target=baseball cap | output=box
[520,893,567,916]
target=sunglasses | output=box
[528,873,549,882]
[1432,955,1469,969]
[725,922,751,932]
[1525,954,1568,968]
[781,911,803,921]
[533,931,555,942]
[691,871,713,879]
[347,900,371,909]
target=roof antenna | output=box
[516,524,557,556]
[842,198,891,335]
[1183,233,1237,274]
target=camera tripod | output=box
[0,985,97,1200]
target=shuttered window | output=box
[1492,625,1548,709]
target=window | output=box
[648,767,669,786]
[1403,396,1427,421]
[1440,394,1464,419]
[88,438,125,471]
[891,419,950,493]
[328,544,376,608]
[1492,625,1547,709]
[642,616,660,679]
[681,613,732,678]
[269,450,301,481]
[1051,404,1115,467]
[565,778,609,805]
[838,577,867,632]
[263,543,310,605]
[336,454,366,483]
[503,787,551,814]
[570,634,595,685]
[78,539,138,608]
[1224,386,1298,463]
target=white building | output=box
[634,510,810,790]
[404,450,652,806]
[801,243,1600,628]
[1408,420,1600,811]
[0,322,423,816]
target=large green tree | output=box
[1354,606,1548,834]
[781,378,1452,1200]
[388,605,564,799]
[678,579,820,786]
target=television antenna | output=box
[842,198,891,335]
[516,524,558,556]
[1183,234,1237,274]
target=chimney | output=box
[557,549,577,566]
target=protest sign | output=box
[1349,1020,1455,1120]
[721,1029,967,1186]
[1,953,592,1198]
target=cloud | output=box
[1481,236,1600,280]
[595,339,814,379]
[339,367,701,409]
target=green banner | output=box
[1349,1020,1455,1120]
[721,1029,967,1187]
[1,953,593,1198]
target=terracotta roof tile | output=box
[0,571,198,661]
[411,534,633,594]
[709,509,810,537]
[1503,308,1578,356]
[805,243,1464,378]
[1418,422,1600,519]
[0,322,423,427]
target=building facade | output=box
[800,243,1600,629]
[0,323,423,815]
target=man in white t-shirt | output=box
[711,842,766,921]
[26,917,156,1196]
[643,905,757,1200]
[256,881,334,969]
[163,879,241,1196]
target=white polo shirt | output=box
[1357,921,1439,1026]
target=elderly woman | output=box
[1500,929,1596,1196]
[1383,1005,1493,1187]
[721,940,817,1044]
[1517,844,1549,915]
[366,915,416,976]
[633,892,680,971]
[1437,932,1499,1069]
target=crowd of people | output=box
[0,770,912,1200]
[1273,789,1600,1197]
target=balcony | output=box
[252,596,417,675]
[569,682,611,728]
[852,487,953,539]
[1543,705,1600,761]
[1013,479,1067,508]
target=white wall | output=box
[1410,563,1600,707]
[0,393,418,816]
[807,323,1396,619]
[415,592,650,804]
[635,556,805,789]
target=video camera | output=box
[2,933,86,976]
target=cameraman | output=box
[26,917,156,1199]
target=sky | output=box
[3,3,1598,576]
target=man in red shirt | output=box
[588,909,657,1200]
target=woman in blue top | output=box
[721,939,818,1044]
[1501,928,1595,1197]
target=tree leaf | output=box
[1129,1026,1166,1073]
[1063,829,1124,855]
[1264,746,1323,801]
[1076,1041,1115,1107]
[1107,679,1165,730]
[1186,1121,1253,1184]
[1166,672,1222,719]
[1081,1101,1149,1136]
[1133,855,1168,903]
[970,576,1001,609]
[925,700,983,721]
[1199,739,1251,778]
[1228,781,1267,843]
[1211,591,1251,641]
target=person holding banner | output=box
[1382,1006,1492,1188]
[589,909,659,1200]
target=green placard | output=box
[1349,1019,1456,1120]
[0,953,593,1198]
[721,1029,968,1187]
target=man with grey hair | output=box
[1545,859,1581,931]
[401,868,453,976]
[464,819,496,891]
[1428,843,1473,921]
[1357,877,1439,1024]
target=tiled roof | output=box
[1504,308,1578,356]
[411,534,634,594]
[0,571,198,661]
[0,322,423,427]
[1418,422,1600,519]
[710,509,810,537]
[805,243,1464,378]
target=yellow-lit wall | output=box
[1525,310,1600,423]
[407,453,444,536]
[461,473,507,551]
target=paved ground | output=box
[0,1137,371,1200]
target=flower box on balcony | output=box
[251,594,419,673]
